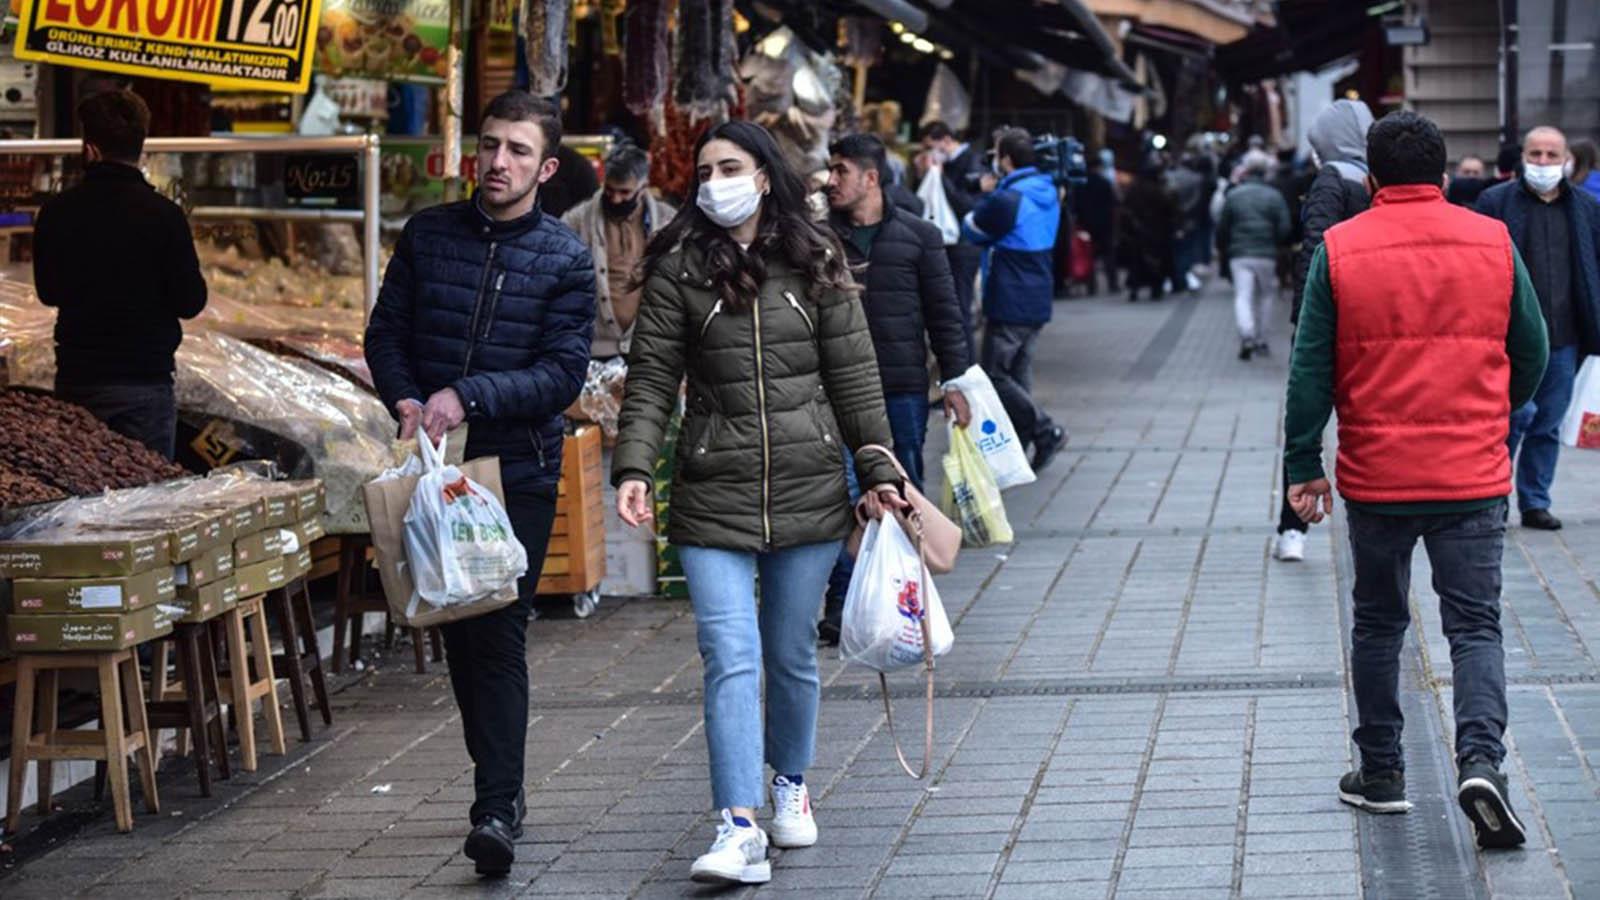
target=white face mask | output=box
[697,174,763,228]
[1524,162,1565,193]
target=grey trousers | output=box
[981,321,1056,447]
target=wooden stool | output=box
[210,594,286,772]
[332,534,440,674]
[148,622,232,796]
[267,576,332,742]
[6,650,159,833]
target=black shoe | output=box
[1457,757,1527,849]
[817,617,840,647]
[464,817,517,877]
[1031,427,1067,472]
[1337,769,1411,814]
[1238,341,1254,361]
[512,789,526,838]
[1254,341,1270,358]
[1521,509,1562,531]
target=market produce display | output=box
[199,244,370,311]
[0,389,190,504]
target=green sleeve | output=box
[1284,244,1336,484]
[1506,247,1550,409]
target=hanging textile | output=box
[674,0,737,121]
[624,0,672,123]
[522,0,573,97]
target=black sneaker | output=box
[464,816,517,876]
[1254,341,1271,358]
[1337,769,1412,814]
[1031,427,1066,472]
[1457,757,1527,849]
[1238,341,1254,361]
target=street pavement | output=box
[3,279,1598,899]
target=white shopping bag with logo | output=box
[945,365,1036,489]
[400,433,527,612]
[1559,357,1600,450]
[840,516,953,672]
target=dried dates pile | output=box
[0,389,190,507]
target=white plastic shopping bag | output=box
[1559,357,1600,450]
[917,168,961,246]
[401,433,528,612]
[840,516,954,672]
[945,365,1036,489]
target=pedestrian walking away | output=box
[1284,110,1549,849]
[611,120,906,887]
[1476,126,1600,531]
[1275,98,1374,562]
[1073,152,1120,295]
[964,126,1067,472]
[34,89,207,460]
[1119,156,1179,301]
[364,90,597,877]
[817,132,973,645]
[1218,149,1291,361]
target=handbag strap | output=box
[877,526,937,780]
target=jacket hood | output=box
[1001,167,1058,201]
[1308,100,1374,169]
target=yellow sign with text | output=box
[14,0,323,93]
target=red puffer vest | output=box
[1324,183,1514,503]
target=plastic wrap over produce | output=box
[173,333,391,533]
[578,358,627,438]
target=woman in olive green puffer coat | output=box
[612,121,903,887]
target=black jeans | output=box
[440,479,558,826]
[981,321,1056,448]
[55,379,177,460]
[1346,501,1509,773]
[947,244,981,364]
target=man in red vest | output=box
[1284,111,1549,849]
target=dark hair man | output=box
[1475,126,1600,531]
[815,132,972,644]
[1285,110,1548,849]
[918,120,983,361]
[562,142,675,360]
[33,89,206,458]
[364,90,597,876]
[963,126,1066,471]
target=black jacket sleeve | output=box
[940,150,981,219]
[163,204,208,319]
[452,246,597,422]
[1293,168,1355,320]
[32,202,63,309]
[363,223,425,417]
[917,221,969,379]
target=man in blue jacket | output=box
[1476,126,1600,531]
[963,128,1067,470]
[365,90,596,876]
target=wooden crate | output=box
[536,426,606,596]
[306,535,342,583]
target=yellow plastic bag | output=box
[941,425,1014,547]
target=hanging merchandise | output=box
[317,0,452,83]
[920,63,971,133]
[675,0,737,121]
[523,0,573,97]
[741,27,839,177]
[601,0,627,56]
[839,17,883,69]
[623,0,670,121]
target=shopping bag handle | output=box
[417,431,448,472]
[877,529,937,780]
[851,444,925,537]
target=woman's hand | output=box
[617,479,655,528]
[858,483,911,521]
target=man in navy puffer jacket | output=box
[365,91,596,876]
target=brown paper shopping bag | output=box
[362,454,519,629]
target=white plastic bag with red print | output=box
[1559,357,1600,450]
[401,433,527,612]
[839,516,954,672]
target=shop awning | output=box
[913,0,1141,86]
[1081,0,1257,45]
[1214,0,1382,84]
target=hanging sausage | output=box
[624,0,671,122]
[522,0,573,97]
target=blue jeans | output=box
[823,394,929,618]
[1507,344,1578,513]
[679,540,843,810]
[1347,502,1508,772]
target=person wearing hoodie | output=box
[1274,98,1375,564]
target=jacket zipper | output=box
[528,426,547,470]
[461,241,500,376]
[783,290,814,337]
[699,299,724,340]
[753,294,773,547]
[479,272,507,340]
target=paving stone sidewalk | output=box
[2,282,1598,899]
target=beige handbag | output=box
[845,444,959,778]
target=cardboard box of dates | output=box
[8,603,174,651]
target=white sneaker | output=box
[690,810,771,885]
[769,775,818,848]
[1275,529,1307,562]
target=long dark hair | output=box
[636,120,853,310]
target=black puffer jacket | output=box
[829,196,970,394]
[1291,167,1368,321]
[365,200,596,487]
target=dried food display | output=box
[0,389,190,502]
[577,358,627,438]
[198,243,373,311]
[0,467,66,508]
[525,0,574,97]
[624,0,671,123]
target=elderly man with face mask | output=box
[1477,126,1600,531]
[365,90,597,876]
[562,143,675,361]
